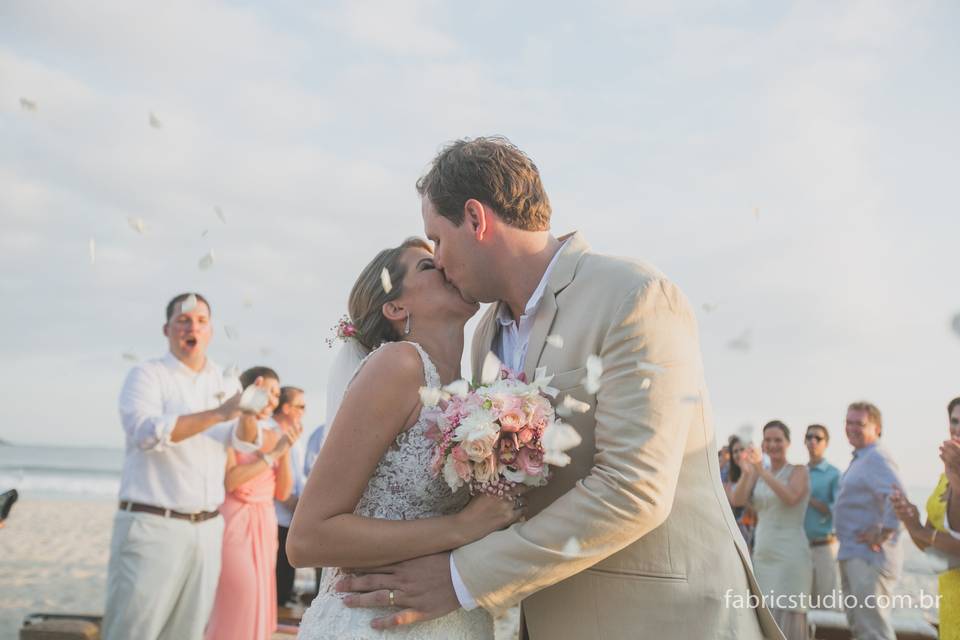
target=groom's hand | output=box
[336,552,461,629]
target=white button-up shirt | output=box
[452,239,567,610]
[117,352,261,513]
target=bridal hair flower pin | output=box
[326,314,358,348]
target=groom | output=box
[338,137,784,639]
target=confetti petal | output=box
[126,216,146,234]
[640,378,651,390]
[213,391,226,403]
[224,325,239,341]
[19,98,37,112]
[224,364,240,379]
[121,352,138,362]
[201,228,209,237]
[380,267,393,294]
[560,395,591,414]
[480,351,502,385]
[215,206,227,224]
[727,330,751,353]
[637,362,665,373]
[148,112,163,129]
[581,354,603,394]
[681,394,700,404]
[419,386,444,407]
[702,303,719,313]
[180,294,198,313]
[260,346,271,356]
[542,421,582,467]
[561,538,582,555]
[546,334,564,349]
[239,385,269,413]
[442,379,470,398]
[951,313,960,338]
[198,250,215,270]
[88,238,96,265]
[243,297,254,309]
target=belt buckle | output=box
[190,512,199,523]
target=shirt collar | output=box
[852,442,878,459]
[496,239,569,327]
[163,351,216,377]
[810,459,831,472]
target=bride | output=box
[288,237,524,639]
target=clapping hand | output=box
[890,488,921,531]
[740,446,763,473]
[941,439,960,487]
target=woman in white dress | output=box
[731,420,811,640]
[288,238,523,639]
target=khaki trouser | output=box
[102,510,224,640]
[810,539,841,609]
[839,557,897,640]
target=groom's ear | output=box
[464,199,488,241]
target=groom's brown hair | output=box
[416,136,551,231]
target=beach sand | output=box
[0,498,939,640]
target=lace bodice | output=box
[298,342,492,639]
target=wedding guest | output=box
[103,293,263,640]
[834,401,904,640]
[890,397,960,640]
[719,446,731,483]
[274,386,308,608]
[301,422,327,596]
[731,421,811,640]
[724,435,756,550]
[205,367,302,640]
[804,424,841,608]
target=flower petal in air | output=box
[546,334,564,349]
[180,293,198,313]
[127,217,146,234]
[442,379,469,398]
[560,395,591,415]
[121,352,138,362]
[640,378,652,391]
[380,267,393,294]
[951,313,960,339]
[198,250,215,270]
[561,538,582,555]
[239,385,269,413]
[419,386,444,407]
[581,354,602,394]
[19,98,37,112]
[542,420,582,467]
[480,351,502,385]
[224,325,239,341]
[148,112,162,129]
[88,238,96,265]
[215,206,227,224]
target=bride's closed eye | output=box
[416,259,436,271]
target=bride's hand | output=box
[455,491,526,541]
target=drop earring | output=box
[404,313,411,335]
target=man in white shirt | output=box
[274,386,308,608]
[102,293,263,640]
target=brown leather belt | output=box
[119,501,219,523]
[810,535,837,547]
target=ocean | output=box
[0,444,123,501]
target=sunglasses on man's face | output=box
[805,434,825,442]
[292,404,306,410]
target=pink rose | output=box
[462,431,498,462]
[516,446,544,477]
[499,410,526,433]
[430,446,444,475]
[516,426,536,445]
[474,454,499,484]
[451,445,469,462]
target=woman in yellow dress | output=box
[891,397,960,640]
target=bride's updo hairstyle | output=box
[348,237,433,352]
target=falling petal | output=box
[121,352,138,362]
[239,385,269,413]
[215,206,227,224]
[681,394,700,404]
[727,330,751,353]
[419,386,444,407]
[89,238,96,265]
[443,379,469,398]
[224,325,239,341]
[637,362,665,373]
[260,346,271,356]
[581,354,603,394]
[126,216,146,234]
[556,405,571,418]
[148,112,163,129]
[546,334,564,349]
[380,267,393,294]
[201,228,209,237]
[198,250,215,270]
[243,297,254,309]
[180,294,198,313]
[561,538,582,555]
[560,395,591,414]
[213,391,226,403]
[19,97,37,112]
[951,313,960,338]
[480,351,502,385]
[640,378,651,390]
[542,421,582,467]
[702,303,719,313]
[223,364,240,379]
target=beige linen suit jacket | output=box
[453,232,783,640]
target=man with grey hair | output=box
[833,401,904,640]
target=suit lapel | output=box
[471,302,501,384]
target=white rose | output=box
[442,455,464,491]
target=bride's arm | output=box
[287,342,520,569]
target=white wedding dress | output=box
[298,341,494,639]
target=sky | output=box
[1,0,958,487]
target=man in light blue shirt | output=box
[804,424,841,608]
[834,402,904,640]
[274,386,308,608]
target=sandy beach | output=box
[0,497,940,640]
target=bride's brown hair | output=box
[348,237,433,352]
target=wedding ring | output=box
[388,590,395,606]
[514,496,524,510]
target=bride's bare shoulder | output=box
[353,341,424,389]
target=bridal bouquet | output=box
[423,364,582,496]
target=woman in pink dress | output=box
[206,366,302,640]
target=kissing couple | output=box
[287,137,784,640]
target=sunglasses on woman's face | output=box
[805,434,825,442]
